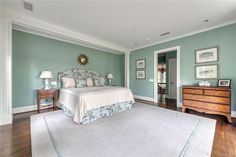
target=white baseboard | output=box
[13,103,53,114]
[231,111,236,118]
[0,115,13,126]
[134,95,154,102]
[178,102,183,108]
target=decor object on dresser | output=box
[217,79,231,88]
[198,80,210,87]
[136,59,146,69]
[195,46,218,64]
[136,70,146,79]
[40,70,53,90]
[37,89,58,113]
[195,64,218,79]
[77,54,89,65]
[107,73,113,85]
[182,86,232,123]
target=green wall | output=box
[130,23,236,111]
[12,30,124,108]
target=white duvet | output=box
[58,86,135,123]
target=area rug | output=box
[31,103,216,157]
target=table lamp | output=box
[40,71,53,89]
[107,73,113,86]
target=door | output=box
[168,58,177,99]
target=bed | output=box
[57,68,135,124]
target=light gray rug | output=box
[31,103,216,157]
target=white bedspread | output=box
[58,86,135,123]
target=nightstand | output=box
[37,89,58,113]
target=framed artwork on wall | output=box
[136,59,146,69]
[136,70,146,79]
[217,79,231,88]
[195,64,218,79]
[195,46,218,64]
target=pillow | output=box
[61,77,76,88]
[93,77,105,86]
[86,78,94,87]
[75,79,87,88]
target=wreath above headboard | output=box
[58,68,103,88]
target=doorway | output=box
[153,46,180,107]
[157,52,177,106]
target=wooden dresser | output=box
[182,86,232,123]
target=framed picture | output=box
[217,79,231,88]
[136,70,146,79]
[195,64,218,79]
[136,59,146,69]
[195,46,218,64]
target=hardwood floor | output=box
[0,108,56,157]
[0,102,236,157]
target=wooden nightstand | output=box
[37,89,58,113]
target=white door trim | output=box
[125,52,130,88]
[153,46,181,107]
[0,17,13,125]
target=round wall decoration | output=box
[77,54,89,65]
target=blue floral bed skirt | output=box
[61,101,133,124]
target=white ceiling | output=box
[2,1,236,51]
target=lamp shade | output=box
[40,71,53,79]
[107,73,113,79]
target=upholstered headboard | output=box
[58,68,103,88]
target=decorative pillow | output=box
[61,77,76,88]
[86,78,94,87]
[93,77,105,86]
[75,79,87,88]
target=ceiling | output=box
[2,1,236,51]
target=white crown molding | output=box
[130,20,236,52]
[13,103,52,114]
[134,95,154,102]
[3,10,129,54]
[12,25,123,55]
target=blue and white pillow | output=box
[93,77,105,87]
[75,78,87,88]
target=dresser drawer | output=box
[183,88,203,95]
[39,89,56,95]
[204,90,230,97]
[183,100,230,113]
[39,93,56,99]
[183,94,230,105]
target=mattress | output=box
[58,86,135,123]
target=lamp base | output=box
[108,79,112,86]
[44,79,50,90]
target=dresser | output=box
[182,86,232,123]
